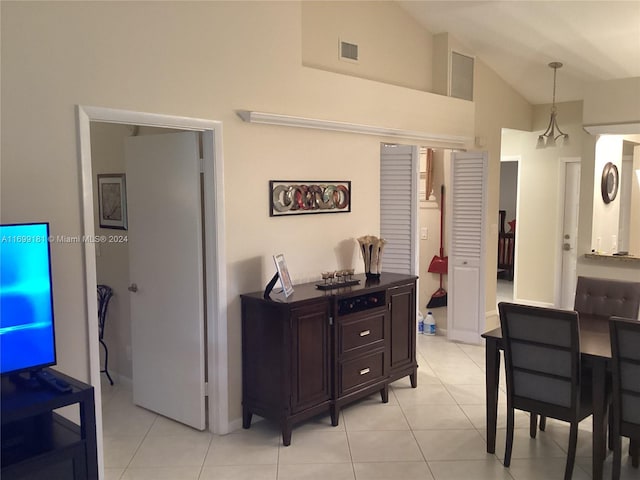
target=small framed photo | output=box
[98,174,128,230]
[273,253,294,297]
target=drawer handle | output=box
[359,329,371,337]
[359,367,370,375]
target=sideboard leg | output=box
[282,421,292,446]
[330,405,339,426]
[410,369,418,388]
[380,384,389,403]
[242,407,252,429]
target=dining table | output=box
[482,314,612,480]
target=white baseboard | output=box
[227,417,244,433]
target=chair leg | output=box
[564,421,578,480]
[612,431,622,480]
[539,415,546,431]
[504,406,515,467]
[631,438,639,468]
[529,413,538,439]
[100,338,114,385]
[608,410,614,451]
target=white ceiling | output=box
[398,1,640,105]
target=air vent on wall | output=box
[339,40,359,62]
[450,51,474,101]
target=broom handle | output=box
[439,185,445,257]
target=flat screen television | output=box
[0,222,57,376]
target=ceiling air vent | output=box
[339,40,359,63]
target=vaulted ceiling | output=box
[398,1,640,105]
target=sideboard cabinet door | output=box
[290,302,332,413]
[388,283,417,385]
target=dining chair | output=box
[537,276,640,433]
[97,284,114,385]
[573,276,640,320]
[609,316,640,479]
[498,302,593,480]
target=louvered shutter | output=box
[380,144,418,275]
[447,151,488,344]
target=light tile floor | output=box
[101,335,637,480]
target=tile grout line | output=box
[196,432,214,480]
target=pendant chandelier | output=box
[537,62,569,148]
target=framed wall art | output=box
[269,180,351,217]
[98,173,128,230]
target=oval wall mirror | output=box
[601,162,619,204]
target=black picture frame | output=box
[97,174,128,230]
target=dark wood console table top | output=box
[243,272,418,303]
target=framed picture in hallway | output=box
[98,173,128,230]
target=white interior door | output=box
[379,144,419,275]
[447,151,488,344]
[559,160,580,309]
[125,131,206,430]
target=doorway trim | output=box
[554,156,581,307]
[77,106,228,473]
[499,155,521,304]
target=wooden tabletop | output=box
[482,314,611,359]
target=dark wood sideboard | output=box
[240,272,418,445]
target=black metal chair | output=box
[609,316,640,480]
[498,302,593,480]
[97,284,114,385]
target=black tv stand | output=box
[1,368,97,479]
[8,371,41,390]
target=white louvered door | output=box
[447,151,488,344]
[380,144,419,275]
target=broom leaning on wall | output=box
[427,185,447,308]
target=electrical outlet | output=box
[420,228,428,240]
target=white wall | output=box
[1,1,475,425]
[591,136,623,253]
[583,77,640,126]
[302,1,433,92]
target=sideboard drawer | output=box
[339,351,385,395]
[339,312,385,356]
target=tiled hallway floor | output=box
[102,335,635,479]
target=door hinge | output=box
[204,381,209,398]
[329,315,334,326]
[199,157,205,173]
[388,302,392,311]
